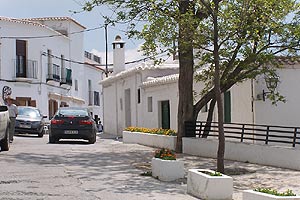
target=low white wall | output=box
[183,137,300,171]
[122,131,176,150]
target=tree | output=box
[83,0,205,153]
[84,0,300,172]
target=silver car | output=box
[0,103,10,151]
[15,106,47,137]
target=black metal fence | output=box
[185,121,300,147]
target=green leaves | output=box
[84,0,300,105]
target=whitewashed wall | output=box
[254,66,300,127]
[0,18,94,121]
[183,137,300,170]
[142,82,178,130]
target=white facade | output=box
[83,51,105,122]
[101,37,300,135]
[0,17,104,121]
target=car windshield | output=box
[57,109,89,117]
[18,107,41,118]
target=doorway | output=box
[160,100,170,129]
[124,89,131,127]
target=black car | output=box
[15,106,47,137]
[49,107,97,144]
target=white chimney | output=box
[112,35,125,74]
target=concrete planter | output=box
[151,157,184,181]
[243,190,300,200]
[122,131,176,150]
[187,169,233,200]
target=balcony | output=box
[14,59,38,81]
[60,68,72,87]
[46,64,60,83]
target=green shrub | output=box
[254,188,296,196]
[124,127,176,136]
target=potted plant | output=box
[187,169,233,200]
[243,188,300,200]
[151,148,184,181]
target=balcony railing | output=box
[60,68,72,86]
[14,59,38,79]
[47,63,60,82]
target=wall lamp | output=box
[261,75,279,101]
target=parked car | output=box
[49,107,97,144]
[15,106,47,137]
[0,103,10,151]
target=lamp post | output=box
[262,75,279,101]
[104,23,108,77]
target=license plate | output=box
[64,130,78,134]
[19,124,31,128]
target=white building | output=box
[84,50,105,122]
[101,36,300,136]
[0,16,104,120]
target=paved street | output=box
[1,133,300,200]
[0,133,198,200]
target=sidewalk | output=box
[99,133,300,200]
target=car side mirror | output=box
[43,115,48,118]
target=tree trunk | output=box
[176,0,195,153]
[202,98,216,138]
[213,0,225,173]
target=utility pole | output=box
[104,23,108,77]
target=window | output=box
[93,55,101,64]
[137,88,141,104]
[94,91,100,106]
[88,80,92,105]
[120,98,123,110]
[84,51,92,59]
[16,40,27,77]
[148,97,153,112]
[75,80,78,91]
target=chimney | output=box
[112,35,126,74]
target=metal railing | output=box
[47,63,60,82]
[14,59,38,79]
[185,121,300,147]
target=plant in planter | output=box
[123,128,177,150]
[243,188,300,200]
[154,148,176,160]
[187,169,233,200]
[151,148,184,181]
[124,126,177,136]
[255,188,296,196]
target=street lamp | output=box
[262,75,279,101]
[104,23,108,77]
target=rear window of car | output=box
[57,109,89,117]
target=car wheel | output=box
[38,130,44,138]
[49,135,57,144]
[88,133,96,144]
[0,128,10,151]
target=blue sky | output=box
[0,0,143,63]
